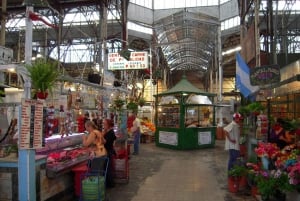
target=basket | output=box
[81,175,105,201]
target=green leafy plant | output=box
[113,98,125,111]
[238,105,251,117]
[0,89,4,103]
[247,102,265,114]
[26,58,59,96]
[137,97,146,107]
[127,101,138,113]
[229,164,248,177]
[255,169,293,200]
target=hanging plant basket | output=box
[138,98,146,107]
[26,58,59,99]
[127,101,138,113]
[113,99,125,111]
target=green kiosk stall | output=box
[154,76,217,150]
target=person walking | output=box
[223,113,242,172]
[103,118,116,188]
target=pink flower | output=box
[255,142,280,159]
[287,162,300,185]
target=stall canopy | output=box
[155,75,216,98]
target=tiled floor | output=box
[106,140,256,201]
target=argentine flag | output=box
[236,53,259,98]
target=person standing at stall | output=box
[223,113,242,172]
[269,118,292,149]
[82,120,107,157]
[103,119,116,188]
[131,113,142,155]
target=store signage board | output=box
[198,131,212,145]
[158,131,178,146]
[20,99,45,149]
[250,64,281,86]
[108,51,148,70]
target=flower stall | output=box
[246,142,300,201]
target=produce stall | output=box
[154,75,217,150]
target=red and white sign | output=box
[108,51,148,70]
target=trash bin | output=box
[72,163,88,197]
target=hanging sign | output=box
[108,51,148,70]
[19,99,45,149]
[250,64,281,86]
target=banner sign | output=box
[108,51,148,70]
[250,64,281,86]
[20,99,45,149]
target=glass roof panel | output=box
[154,9,218,75]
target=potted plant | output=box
[26,58,59,99]
[255,169,292,201]
[8,143,18,158]
[228,164,248,193]
[127,101,138,113]
[137,97,146,107]
[246,102,265,116]
[112,98,125,111]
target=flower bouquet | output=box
[255,142,280,170]
[255,142,280,159]
[287,161,300,191]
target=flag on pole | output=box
[236,53,259,98]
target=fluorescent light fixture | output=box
[222,46,242,56]
[7,68,15,72]
[136,83,143,89]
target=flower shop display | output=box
[247,142,300,201]
[255,142,280,170]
